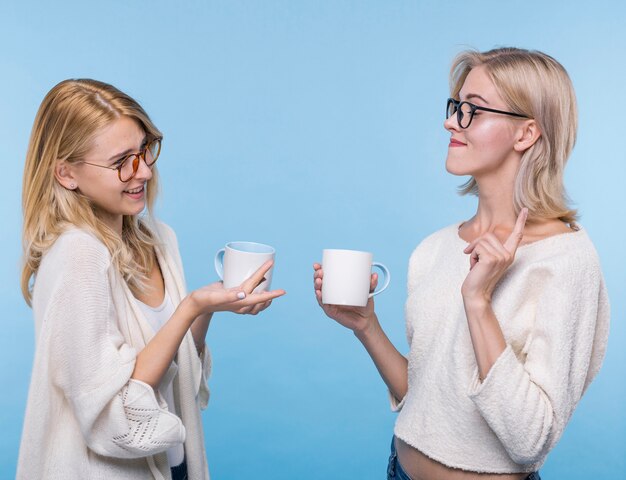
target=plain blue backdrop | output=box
[1,1,624,478]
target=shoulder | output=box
[406,223,461,287]
[45,228,111,271]
[34,229,113,305]
[522,227,602,275]
[516,228,607,304]
[409,223,461,264]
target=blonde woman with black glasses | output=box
[314,48,609,479]
[17,79,285,480]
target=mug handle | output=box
[368,262,390,298]
[214,249,225,280]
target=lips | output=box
[123,185,145,200]
[124,185,144,194]
[449,138,467,147]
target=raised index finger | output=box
[241,260,274,294]
[504,207,528,253]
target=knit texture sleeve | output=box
[467,251,610,465]
[46,231,185,458]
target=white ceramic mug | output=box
[215,241,275,293]
[321,249,390,307]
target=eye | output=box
[113,155,129,168]
[460,103,474,117]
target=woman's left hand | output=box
[187,260,285,317]
[461,208,528,305]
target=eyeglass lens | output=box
[119,139,161,181]
[446,100,474,128]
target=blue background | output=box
[1,1,624,478]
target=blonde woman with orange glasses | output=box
[17,79,285,479]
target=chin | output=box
[126,204,146,217]
[131,207,146,217]
[445,157,472,176]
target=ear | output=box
[513,120,541,153]
[54,161,78,190]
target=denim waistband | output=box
[170,459,188,480]
[387,436,541,480]
[387,437,414,480]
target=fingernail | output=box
[237,292,246,299]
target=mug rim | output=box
[322,248,372,256]
[226,241,275,254]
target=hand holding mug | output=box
[189,260,285,317]
[313,249,390,334]
[313,263,378,333]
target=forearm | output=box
[190,312,213,354]
[131,297,199,388]
[355,314,408,402]
[463,298,507,381]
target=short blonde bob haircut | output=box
[450,47,578,225]
[21,79,161,305]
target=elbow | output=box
[506,418,553,465]
[82,379,187,459]
[508,446,547,466]
[86,420,186,459]
[111,420,186,458]
[389,390,406,412]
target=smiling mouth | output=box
[124,185,144,194]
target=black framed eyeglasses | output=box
[446,98,529,129]
[82,137,162,182]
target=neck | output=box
[470,158,519,233]
[473,193,517,233]
[98,211,124,236]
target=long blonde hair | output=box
[450,47,578,224]
[21,79,162,305]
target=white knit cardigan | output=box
[392,223,610,473]
[17,222,211,479]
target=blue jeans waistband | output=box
[387,437,414,480]
[387,436,541,480]
[170,459,188,480]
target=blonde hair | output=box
[21,79,162,305]
[450,47,578,224]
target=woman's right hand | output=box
[187,260,286,317]
[313,263,408,402]
[313,263,378,334]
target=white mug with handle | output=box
[215,241,275,293]
[321,249,390,307]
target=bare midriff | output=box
[395,437,529,480]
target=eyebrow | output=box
[464,93,489,104]
[106,135,148,163]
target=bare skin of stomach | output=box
[395,437,529,480]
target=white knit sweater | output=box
[17,222,212,480]
[392,223,610,473]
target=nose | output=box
[444,112,460,132]
[133,155,153,182]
